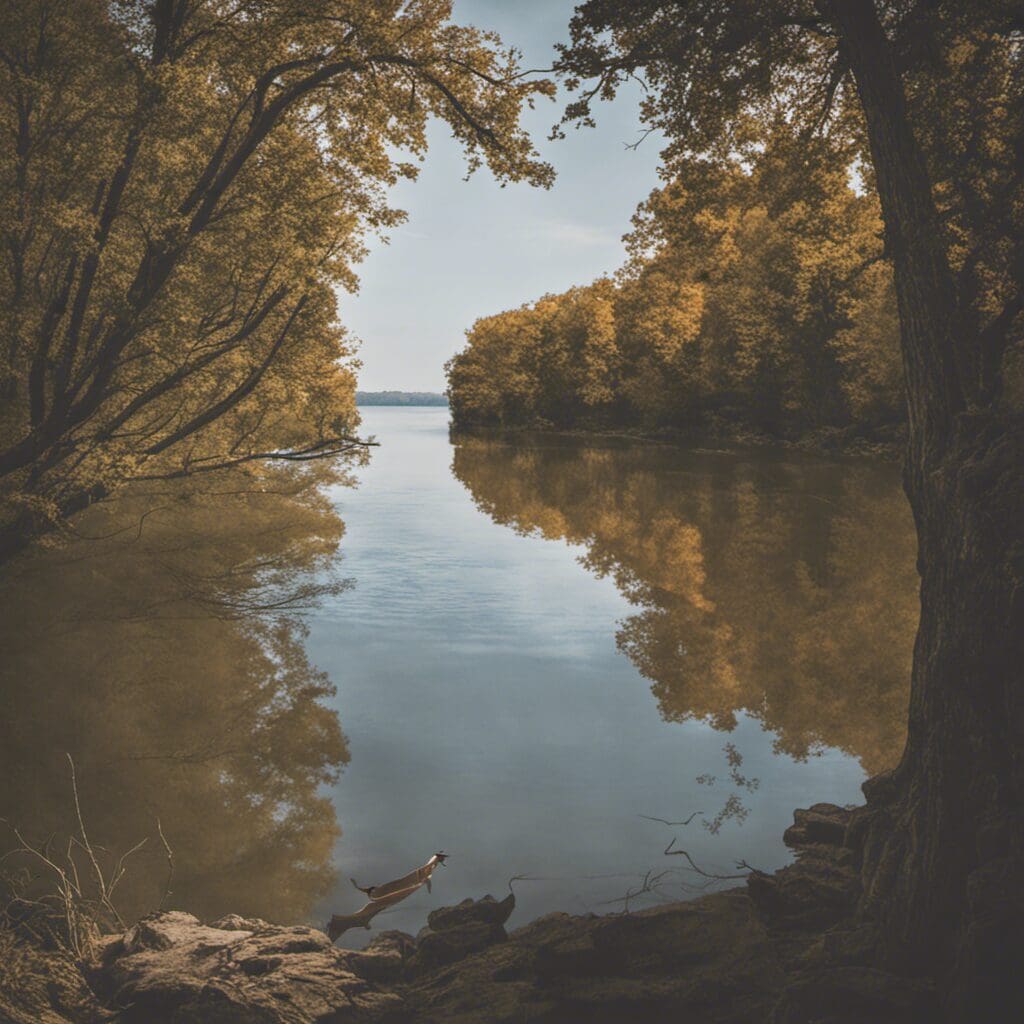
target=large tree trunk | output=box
[826,1,1024,1015]
[853,410,1024,1016]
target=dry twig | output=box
[663,837,758,880]
[638,811,704,827]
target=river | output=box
[309,406,916,944]
[0,405,917,946]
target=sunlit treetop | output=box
[0,0,556,554]
[555,0,1024,415]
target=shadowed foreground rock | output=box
[2,804,945,1023]
[0,934,110,1024]
[404,889,783,1023]
[407,894,515,976]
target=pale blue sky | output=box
[343,0,663,393]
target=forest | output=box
[447,124,905,442]
[357,391,449,405]
[1,2,1023,1023]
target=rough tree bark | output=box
[825,1,1024,1015]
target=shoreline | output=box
[448,418,906,463]
[1,802,938,1023]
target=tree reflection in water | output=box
[452,433,917,784]
[0,464,351,925]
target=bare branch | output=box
[663,836,753,880]
[639,811,704,827]
[157,819,174,910]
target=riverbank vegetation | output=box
[357,391,448,406]
[0,0,552,561]
[448,124,903,442]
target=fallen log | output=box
[327,852,447,941]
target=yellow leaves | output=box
[449,282,624,424]
[622,272,704,363]
[453,435,915,772]
[1,0,558,540]
[448,116,904,436]
[831,264,902,421]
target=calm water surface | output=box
[310,407,916,944]
[0,405,916,942]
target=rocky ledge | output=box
[1,804,939,1024]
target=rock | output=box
[2,876,950,1024]
[408,919,507,975]
[0,929,110,1024]
[427,894,514,932]
[771,966,938,1023]
[121,910,248,954]
[403,889,787,1023]
[748,848,860,930]
[403,895,515,977]
[784,804,852,850]
[103,911,405,1023]
[337,932,416,984]
[212,914,272,932]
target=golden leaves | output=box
[448,121,901,436]
[0,0,555,543]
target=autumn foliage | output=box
[0,0,553,556]
[447,125,901,439]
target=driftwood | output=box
[327,852,447,941]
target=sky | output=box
[343,0,664,393]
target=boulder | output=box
[212,914,271,932]
[408,920,507,975]
[426,895,514,932]
[102,911,404,1023]
[406,896,514,976]
[337,932,416,984]
[783,804,853,850]
[403,889,788,1023]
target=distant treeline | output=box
[357,391,448,406]
[446,125,904,442]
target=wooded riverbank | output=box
[451,417,907,463]
[1,803,937,1024]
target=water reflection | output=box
[0,466,350,924]
[452,433,916,777]
[1,413,919,939]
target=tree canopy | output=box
[0,0,554,557]
[555,1,1023,425]
[447,121,902,439]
